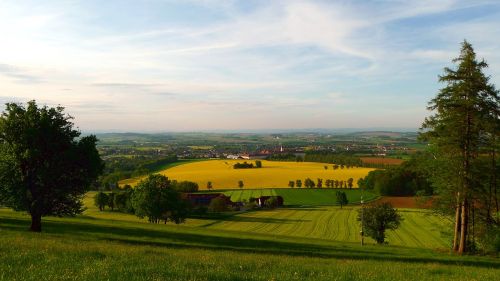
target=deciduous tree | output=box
[358,202,402,244]
[0,101,103,232]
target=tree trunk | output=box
[452,192,461,252]
[30,213,42,232]
[458,198,468,254]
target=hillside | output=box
[1,206,499,281]
[1,194,499,280]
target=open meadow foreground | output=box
[1,196,499,281]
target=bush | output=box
[173,181,199,193]
[245,201,257,210]
[233,162,254,169]
[208,196,228,212]
[94,192,109,211]
[264,197,279,209]
[114,191,134,213]
[191,206,208,216]
[108,192,116,211]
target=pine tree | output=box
[420,41,499,254]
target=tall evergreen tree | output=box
[420,41,499,254]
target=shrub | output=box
[173,181,199,193]
[208,196,228,212]
[264,197,279,209]
[94,192,109,211]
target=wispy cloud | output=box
[0,0,499,131]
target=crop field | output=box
[1,202,499,281]
[203,188,378,206]
[120,160,375,189]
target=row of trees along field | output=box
[288,178,355,188]
[98,154,178,190]
[97,174,191,224]
[357,154,433,196]
[267,152,396,169]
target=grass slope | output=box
[1,207,499,281]
[120,160,374,189]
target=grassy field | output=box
[1,204,499,281]
[80,192,446,248]
[120,160,375,189]
[184,208,451,249]
[199,188,378,206]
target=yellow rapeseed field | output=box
[120,160,375,190]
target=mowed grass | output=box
[1,206,499,281]
[120,160,375,189]
[82,192,446,248]
[185,207,450,249]
[200,188,378,206]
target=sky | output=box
[1,0,499,132]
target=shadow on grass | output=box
[1,215,499,269]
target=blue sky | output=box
[1,0,499,132]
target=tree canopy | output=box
[131,174,189,224]
[0,101,103,232]
[358,202,402,244]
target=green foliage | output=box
[264,197,279,209]
[304,178,315,188]
[358,156,433,196]
[347,178,354,188]
[238,180,244,189]
[233,162,254,169]
[255,160,262,168]
[94,192,109,211]
[172,181,199,193]
[358,203,402,244]
[317,178,323,188]
[131,174,188,224]
[295,179,302,188]
[419,41,500,253]
[208,196,228,212]
[336,191,348,208]
[107,192,116,211]
[304,152,363,167]
[113,191,134,213]
[0,100,103,232]
[288,180,295,188]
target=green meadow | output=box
[1,191,499,280]
[200,188,378,206]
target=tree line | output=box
[357,154,433,196]
[233,160,262,169]
[95,175,197,224]
[288,178,355,188]
[267,152,396,169]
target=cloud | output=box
[0,64,43,84]
[0,0,499,131]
